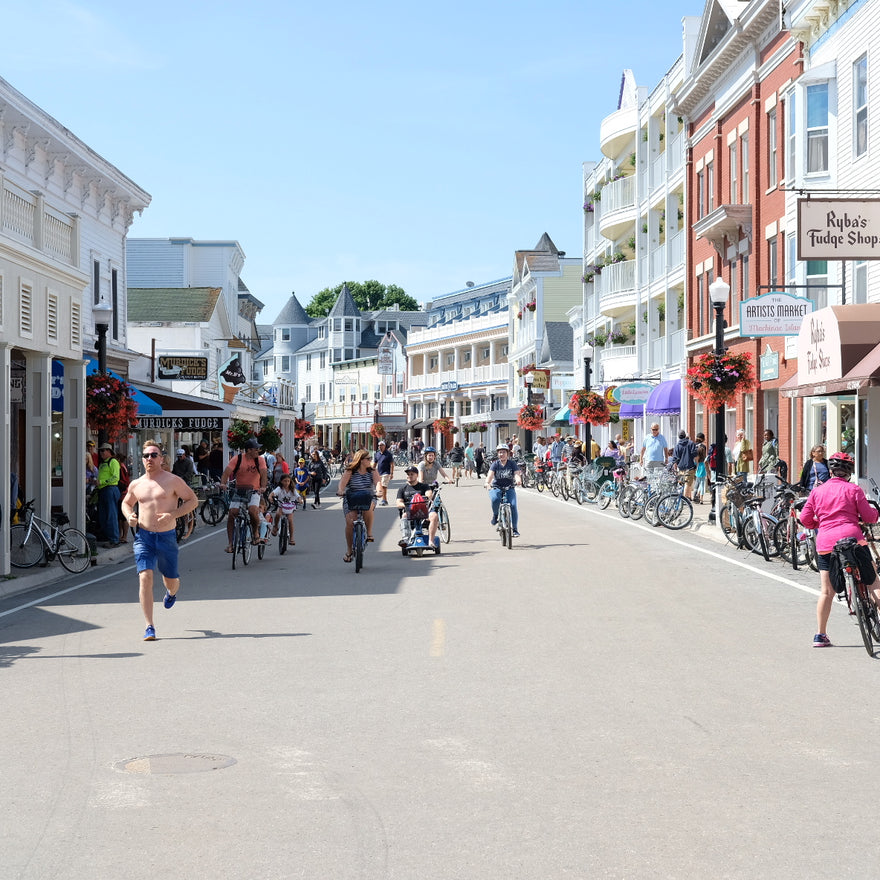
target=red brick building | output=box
[677,0,803,473]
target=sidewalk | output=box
[0,541,133,602]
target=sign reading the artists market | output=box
[739,292,813,337]
[798,198,880,260]
[157,355,209,381]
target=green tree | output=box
[304,281,420,317]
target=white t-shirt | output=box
[272,486,297,513]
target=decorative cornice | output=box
[693,204,753,256]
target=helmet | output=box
[424,446,436,454]
[496,444,509,452]
[828,451,855,475]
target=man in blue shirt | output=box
[640,423,669,473]
[373,440,395,506]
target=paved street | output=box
[1,476,879,879]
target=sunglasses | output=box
[142,451,161,459]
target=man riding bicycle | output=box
[219,437,267,552]
[486,444,522,538]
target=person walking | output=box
[121,440,199,641]
[373,440,395,506]
[693,432,708,503]
[798,445,829,493]
[464,441,476,478]
[307,448,328,508]
[800,452,879,648]
[474,441,486,478]
[172,448,195,483]
[672,430,698,499]
[732,428,752,477]
[640,423,669,473]
[97,442,121,547]
[758,429,779,474]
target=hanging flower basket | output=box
[294,418,314,440]
[526,301,537,312]
[516,310,523,320]
[517,404,545,432]
[370,422,386,439]
[227,418,256,450]
[687,351,755,410]
[432,417,454,435]
[86,373,139,443]
[569,389,611,426]
[257,422,284,452]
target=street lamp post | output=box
[581,342,594,463]
[93,300,113,446]
[524,372,534,454]
[708,277,730,526]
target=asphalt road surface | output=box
[1,476,878,879]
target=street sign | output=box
[440,381,459,392]
[760,347,779,381]
[158,355,209,381]
[739,291,813,337]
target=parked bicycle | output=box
[10,500,91,573]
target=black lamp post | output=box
[581,342,594,463]
[707,277,730,526]
[93,300,113,446]
[524,372,534,454]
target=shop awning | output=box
[619,402,645,418]
[488,407,521,423]
[87,359,161,415]
[645,379,680,415]
[781,341,880,398]
[550,406,570,424]
[130,383,230,430]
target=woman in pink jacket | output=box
[800,452,879,648]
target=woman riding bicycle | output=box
[486,444,522,538]
[800,451,879,648]
[337,449,380,563]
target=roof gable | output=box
[128,287,222,323]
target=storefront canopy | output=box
[781,305,880,398]
[86,359,161,415]
[645,380,680,415]
[550,406,570,424]
[618,402,645,418]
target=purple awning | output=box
[645,379,681,415]
[618,403,644,418]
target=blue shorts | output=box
[133,528,180,579]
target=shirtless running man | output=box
[121,441,199,641]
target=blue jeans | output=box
[489,487,518,531]
[98,485,120,543]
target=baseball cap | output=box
[99,443,113,451]
[177,448,186,455]
[404,465,419,474]
[244,438,260,450]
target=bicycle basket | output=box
[346,490,374,511]
[725,477,753,510]
[408,493,429,520]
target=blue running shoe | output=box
[490,518,497,526]
[512,530,520,538]
[144,625,156,641]
[813,633,832,648]
[163,590,177,609]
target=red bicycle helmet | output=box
[828,451,855,474]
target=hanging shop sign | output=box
[440,381,459,392]
[138,416,224,431]
[157,355,209,381]
[739,291,813,337]
[611,382,653,405]
[603,385,621,414]
[525,369,551,390]
[798,198,880,260]
[760,347,780,381]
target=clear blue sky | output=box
[5,0,696,321]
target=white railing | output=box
[44,206,73,260]
[601,175,635,214]
[2,182,75,264]
[4,185,34,241]
[668,231,684,268]
[600,259,636,294]
[407,312,508,346]
[407,363,508,390]
[668,130,684,165]
[651,245,665,279]
[669,327,687,364]
[650,154,664,191]
[316,400,406,420]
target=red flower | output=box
[86,374,139,443]
[569,389,610,426]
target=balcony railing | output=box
[407,312,508,346]
[407,363,508,390]
[2,180,76,266]
[315,400,406,421]
[601,175,635,214]
[601,259,636,295]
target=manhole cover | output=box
[115,753,236,775]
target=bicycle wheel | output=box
[644,494,662,526]
[438,505,451,544]
[535,473,545,493]
[9,524,44,568]
[279,517,288,555]
[628,486,649,521]
[201,496,227,526]
[549,473,561,498]
[559,475,570,501]
[852,576,876,656]
[257,536,266,560]
[720,504,741,547]
[742,512,770,561]
[657,494,694,530]
[354,520,365,572]
[618,485,634,519]
[806,532,819,571]
[56,527,91,573]
[773,519,807,568]
[241,518,252,566]
[500,505,513,549]
[597,483,614,510]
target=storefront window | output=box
[840,401,855,457]
[858,398,868,480]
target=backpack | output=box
[117,460,130,493]
[409,492,429,520]
[707,443,718,471]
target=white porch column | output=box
[0,344,12,575]
[62,358,88,534]
[25,352,52,523]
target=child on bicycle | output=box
[257,496,273,544]
[271,473,297,544]
[293,458,310,509]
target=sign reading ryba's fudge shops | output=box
[798,198,880,260]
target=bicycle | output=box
[431,483,452,544]
[344,490,375,573]
[496,487,514,549]
[772,482,813,570]
[835,536,880,657]
[10,500,91,573]
[200,481,229,526]
[654,479,695,530]
[176,497,196,543]
[227,488,254,570]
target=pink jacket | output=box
[799,477,878,554]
